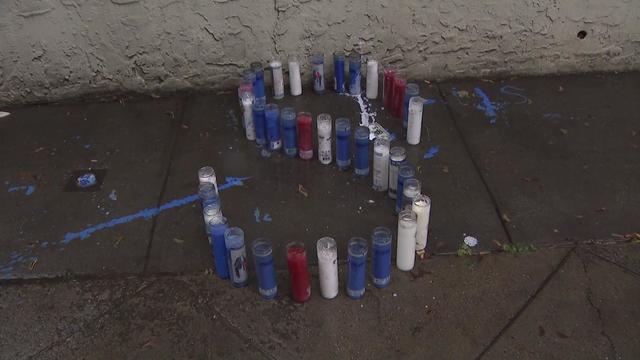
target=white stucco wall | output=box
[1,0,639,105]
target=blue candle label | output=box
[313,64,325,92]
[229,247,248,285]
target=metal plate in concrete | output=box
[0,97,182,279]
[147,87,507,273]
[439,73,640,246]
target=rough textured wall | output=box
[1,0,639,105]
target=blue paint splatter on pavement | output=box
[8,185,36,196]
[499,85,530,105]
[543,113,562,120]
[262,214,272,223]
[424,98,437,106]
[473,87,498,124]
[423,145,440,159]
[109,189,118,201]
[254,208,261,223]
[77,173,96,188]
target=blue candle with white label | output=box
[251,62,266,101]
[281,107,297,157]
[210,221,229,279]
[334,51,345,94]
[354,126,370,176]
[371,226,392,288]
[265,103,282,151]
[347,237,368,299]
[396,164,415,214]
[335,118,351,170]
[252,98,267,146]
[252,238,278,300]
[348,53,362,95]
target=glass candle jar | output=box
[252,238,278,300]
[311,53,325,94]
[402,178,421,210]
[333,51,345,94]
[388,146,406,199]
[198,183,219,208]
[252,98,267,146]
[270,59,285,100]
[335,117,352,170]
[286,242,311,303]
[210,220,229,279]
[392,77,407,118]
[225,227,248,287]
[317,113,332,165]
[403,83,419,129]
[241,91,256,141]
[412,194,432,256]
[372,136,390,191]
[383,66,396,109]
[198,166,217,188]
[371,226,392,288]
[397,209,417,271]
[281,107,297,157]
[296,112,313,160]
[250,62,266,101]
[407,96,425,145]
[354,126,370,176]
[366,59,379,99]
[288,54,302,96]
[348,53,362,95]
[203,203,222,236]
[265,103,282,151]
[347,237,368,299]
[317,237,338,299]
[395,164,415,214]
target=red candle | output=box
[297,112,313,160]
[383,68,396,109]
[286,242,311,303]
[392,77,406,118]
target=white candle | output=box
[387,146,406,199]
[242,95,256,141]
[317,113,332,165]
[372,136,390,191]
[317,237,338,299]
[288,55,302,96]
[396,209,417,271]
[366,59,378,99]
[270,60,285,100]
[412,195,431,254]
[407,96,424,145]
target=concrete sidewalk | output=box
[1,72,639,359]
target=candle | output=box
[296,112,313,160]
[372,135,390,191]
[371,226,392,288]
[383,66,396,109]
[333,51,345,94]
[397,209,417,271]
[335,117,352,170]
[210,220,230,279]
[203,203,222,237]
[317,113,332,165]
[407,96,425,145]
[354,126,370,176]
[403,83,419,129]
[225,227,248,287]
[252,238,278,300]
[239,70,255,107]
[311,53,325,94]
[387,146,406,199]
[412,194,431,256]
[198,166,217,188]
[347,237,368,299]
[366,59,379,99]
[288,55,302,96]
[348,53,362,95]
[402,178,421,210]
[252,98,267,146]
[317,237,338,299]
[392,77,406,118]
[250,62,266,102]
[198,183,219,208]
[241,91,256,141]
[265,103,282,151]
[286,242,311,303]
[281,107,297,157]
[395,164,415,214]
[270,60,285,100]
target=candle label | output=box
[312,63,325,92]
[318,133,332,164]
[229,247,248,285]
[373,145,389,191]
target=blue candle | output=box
[281,107,298,157]
[354,126,370,176]
[348,53,362,95]
[396,164,415,214]
[210,221,230,279]
[347,237,368,299]
[252,98,267,146]
[225,227,248,287]
[371,226,392,288]
[335,118,351,170]
[252,238,278,299]
[311,53,325,94]
[265,103,282,151]
[333,51,345,94]
[198,183,219,208]
[251,62,266,101]
[403,83,419,129]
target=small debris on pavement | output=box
[34,147,45,153]
[560,128,568,135]
[298,184,308,197]
[109,189,118,201]
[29,258,38,270]
[0,111,10,118]
[463,235,478,247]
[501,214,511,223]
[595,207,606,213]
[558,85,564,92]
[367,199,375,204]
[442,166,449,173]
[173,238,184,244]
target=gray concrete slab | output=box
[439,73,640,246]
[147,87,507,273]
[485,247,640,359]
[0,97,182,279]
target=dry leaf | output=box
[502,214,511,223]
[298,184,309,198]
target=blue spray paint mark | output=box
[473,87,498,124]
[543,113,562,120]
[8,185,36,196]
[499,85,530,105]
[423,98,437,106]
[254,208,261,223]
[423,145,440,159]
[262,214,272,223]
[109,189,118,201]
